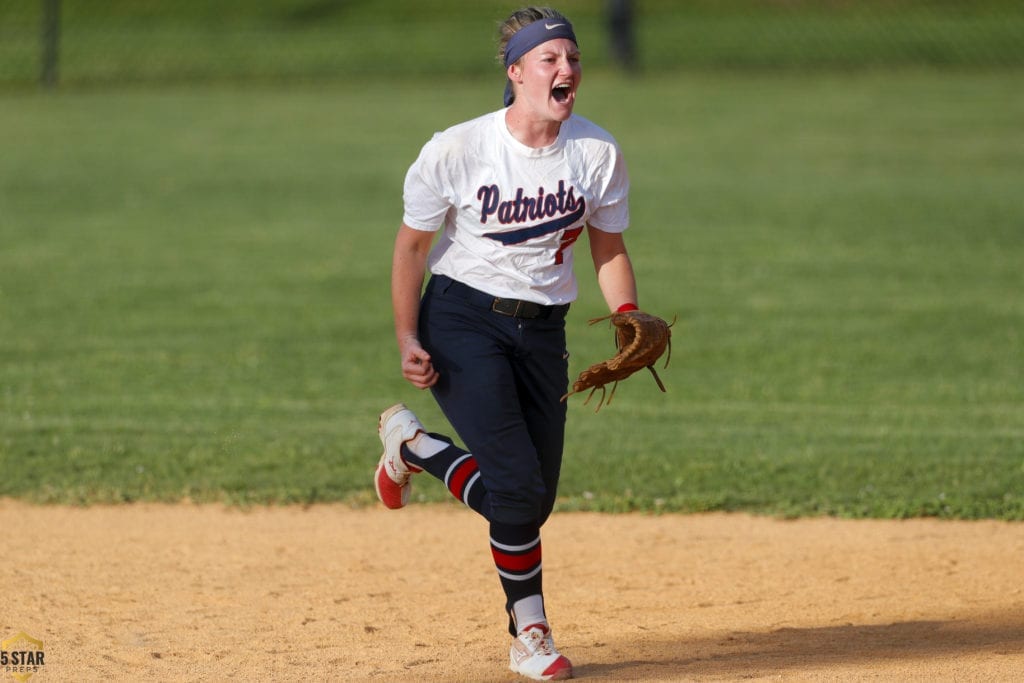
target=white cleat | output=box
[509,623,573,681]
[374,403,425,509]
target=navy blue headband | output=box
[503,19,578,106]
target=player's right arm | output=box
[391,223,439,389]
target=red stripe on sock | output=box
[447,459,478,498]
[491,542,542,573]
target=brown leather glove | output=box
[562,310,672,411]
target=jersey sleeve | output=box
[587,142,630,234]
[402,135,452,232]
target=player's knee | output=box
[488,489,545,525]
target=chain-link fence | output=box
[2,0,1023,89]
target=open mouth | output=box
[551,83,572,104]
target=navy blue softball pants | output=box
[419,274,570,527]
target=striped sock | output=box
[401,435,485,513]
[443,452,485,512]
[490,522,544,634]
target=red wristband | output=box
[616,302,639,313]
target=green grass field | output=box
[2,68,1023,517]
[3,0,1024,86]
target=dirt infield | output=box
[2,501,1023,682]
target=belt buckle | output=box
[491,297,537,318]
[491,297,514,316]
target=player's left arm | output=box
[587,224,638,312]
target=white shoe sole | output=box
[374,403,424,509]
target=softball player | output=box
[376,7,641,680]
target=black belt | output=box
[433,275,569,320]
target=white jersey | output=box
[403,109,629,305]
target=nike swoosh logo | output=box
[545,23,565,30]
